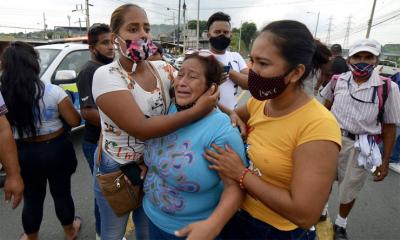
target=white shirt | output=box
[14,84,68,139]
[320,71,400,134]
[213,51,247,110]
[92,60,173,164]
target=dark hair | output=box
[207,12,231,31]
[261,20,331,84]
[184,53,223,88]
[154,42,163,55]
[88,23,111,46]
[330,44,342,55]
[0,41,44,137]
[110,4,145,34]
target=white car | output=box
[173,56,185,70]
[35,43,91,128]
[375,60,400,77]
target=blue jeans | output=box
[93,150,148,240]
[147,214,186,240]
[390,126,400,163]
[82,140,101,235]
[220,210,316,240]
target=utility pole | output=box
[177,0,181,53]
[343,15,352,49]
[67,15,71,37]
[183,0,187,52]
[196,0,200,49]
[314,11,320,38]
[85,0,90,31]
[75,18,84,35]
[43,12,47,39]
[173,11,176,45]
[366,0,377,38]
[238,20,242,52]
[73,2,92,31]
[326,16,333,44]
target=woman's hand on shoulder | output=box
[230,111,247,139]
[204,144,246,181]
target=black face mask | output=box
[95,51,114,64]
[175,102,196,112]
[209,35,231,51]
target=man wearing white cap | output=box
[320,39,400,240]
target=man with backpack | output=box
[320,39,400,240]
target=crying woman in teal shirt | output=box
[143,51,247,240]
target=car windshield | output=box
[36,49,61,77]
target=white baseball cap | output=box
[348,39,381,57]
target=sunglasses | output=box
[184,49,213,58]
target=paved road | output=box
[1,90,399,239]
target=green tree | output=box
[240,22,257,50]
[187,20,208,34]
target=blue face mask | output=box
[349,62,375,78]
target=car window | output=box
[54,50,90,78]
[37,49,61,77]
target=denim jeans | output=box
[147,215,186,240]
[390,125,400,163]
[82,140,101,235]
[93,150,148,240]
[220,210,316,240]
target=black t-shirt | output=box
[76,61,102,143]
[331,56,349,75]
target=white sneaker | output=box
[389,163,400,174]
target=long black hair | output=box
[0,41,44,137]
[262,20,331,84]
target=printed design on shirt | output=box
[43,106,58,121]
[109,65,135,89]
[246,144,262,177]
[0,104,7,115]
[0,95,7,115]
[228,61,240,96]
[144,133,200,215]
[162,64,176,81]
[103,121,144,161]
[147,91,164,113]
[104,122,122,136]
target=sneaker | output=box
[389,163,400,174]
[334,224,348,240]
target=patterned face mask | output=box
[248,68,292,100]
[117,36,158,62]
[349,62,375,78]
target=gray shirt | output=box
[320,71,400,135]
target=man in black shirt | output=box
[314,44,349,95]
[76,23,114,239]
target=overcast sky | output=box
[1,0,399,47]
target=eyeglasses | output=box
[184,49,213,58]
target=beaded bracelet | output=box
[239,168,253,189]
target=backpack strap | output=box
[330,74,341,94]
[376,76,391,125]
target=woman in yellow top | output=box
[205,20,342,240]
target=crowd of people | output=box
[1,3,399,240]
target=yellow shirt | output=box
[242,97,341,231]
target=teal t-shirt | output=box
[143,104,247,234]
